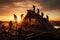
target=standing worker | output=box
[9,21,12,32]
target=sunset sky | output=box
[0,0,60,21]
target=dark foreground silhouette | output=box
[26,33,59,40]
[0,5,60,40]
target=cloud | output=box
[0,0,22,16]
[0,0,60,10]
[0,0,60,16]
[0,0,21,4]
[0,0,39,16]
[33,0,60,11]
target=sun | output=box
[17,16,21,22]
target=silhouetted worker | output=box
[46,15,49,22]
[2,24,5,31]
[41,12,44,18]
[13,14,17,27]
[43,18,47,23]
[13,14,17,21]
[37,8,40,14]
[9,21,12,31]
[26,10,32,23]
[33,5,35,12]
[21,14,24,19]
[46,15,49,21]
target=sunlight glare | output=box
[17,16,21,22]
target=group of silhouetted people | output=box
[0,5,50,34]
[23,5,49,27]
[0,5,57,40]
